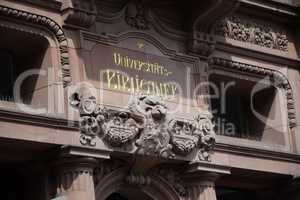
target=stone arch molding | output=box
[95,167,181,200]
[0,5,72,87]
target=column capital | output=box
[51,156,98,200]
[183,172,219,187]
[52,157,98,173]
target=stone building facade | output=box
[0,0,300,200]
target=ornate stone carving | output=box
[215,15,289,51]
[129,95,174,158]
[63,0,97,28]
[70,92,216,161]
[210,57,296,128]
[125,0,149,30]
[70,91,141,148]
[102,112,141,147]
[0,5,72,87]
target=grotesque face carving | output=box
[134,95,167,121]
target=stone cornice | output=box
[209,57,296,128]
[0,5,72,87]
[240,0,299,16]
[215,142,300,164]
[215,41,300,68]
[0,108,77,130]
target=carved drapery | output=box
[70,92,216,162]
[0,5,72,87]
[210,57,296,128]
[215,15,289,51]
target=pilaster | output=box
[184,172,219,200]
[52,157,97,200]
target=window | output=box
[0,27,50,108]
[209,73,283,143]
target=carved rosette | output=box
[70,92,216,161]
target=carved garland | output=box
[70,92,216,162]
[209,57,296,128]
[0,5,72,87]
[215,15,289,52]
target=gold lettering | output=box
[106,69,116,89]
[122,75,130,92]
[113,53,121,66]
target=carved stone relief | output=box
[215,15,289,51]
[70,92,216,162]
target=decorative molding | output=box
[0,5,72,87]
[70,91,216,162]
[125,174,151,185]
[215,15,289,52]
[62,0,97,29]
[209,57,296,128]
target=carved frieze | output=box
[215,15,289,51]
[70,92,216,162]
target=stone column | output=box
[184,172,219,200]
[53,157,98,200]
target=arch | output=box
[0,5,71,87]
[95,168,180,200]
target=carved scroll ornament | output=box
[70,92,215,161]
